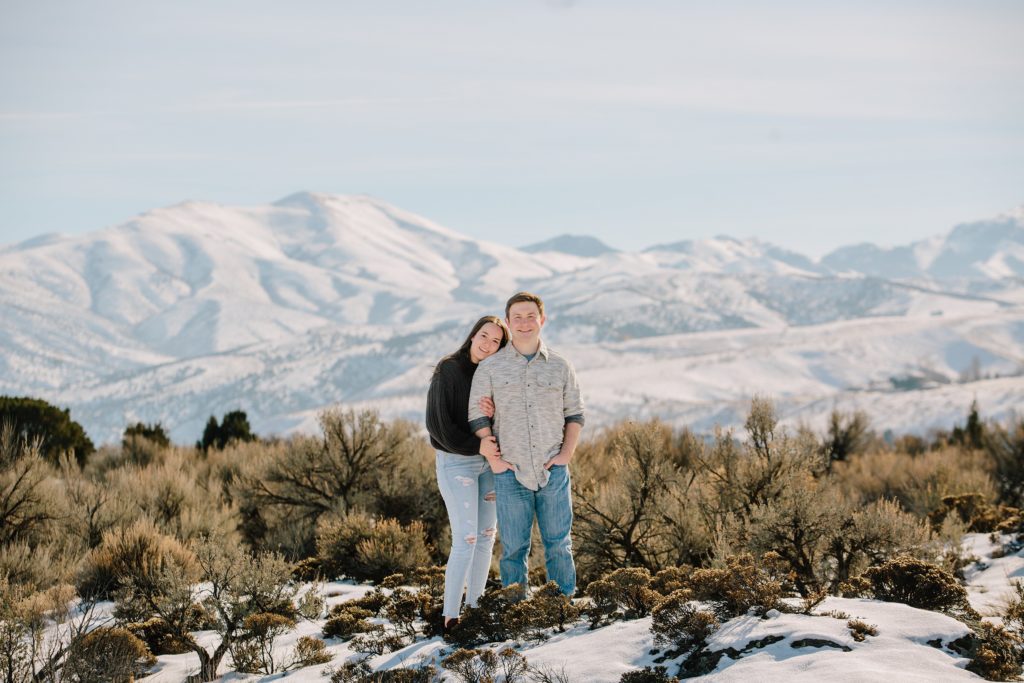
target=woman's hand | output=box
[479,396,495,418]
[479,435,501,459]
[480,436,515,473]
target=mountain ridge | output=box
[2,193,1021,444]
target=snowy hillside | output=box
[117,532,1022,681]
[1,193,1021,443]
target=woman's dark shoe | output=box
[442,617,460,641]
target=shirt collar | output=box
[508,338,549,361]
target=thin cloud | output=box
[0,111,83,122]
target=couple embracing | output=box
[425,291,585,631]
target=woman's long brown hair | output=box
[435,315,509,373]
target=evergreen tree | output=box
[220,410,255,444]
[199,410,257,451]
[0,395,94,465]
[823,409,872,467]
[951,400,985,450]
[122,421,170,448]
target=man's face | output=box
[507,301,545,345]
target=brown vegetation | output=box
[2,398,1020,678]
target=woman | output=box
[426,315,508,631]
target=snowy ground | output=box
[965,533,1024,620]
[113,534,1024,682]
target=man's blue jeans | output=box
[493,464,576,596]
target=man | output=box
[467,291,584,597]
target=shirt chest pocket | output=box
[495,379,524,404]
[532,377,562,412]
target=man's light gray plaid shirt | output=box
[467,339,584,491]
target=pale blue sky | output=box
[1,0,1022,256]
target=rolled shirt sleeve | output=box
[467,360,493,433]
[562,360,585,427]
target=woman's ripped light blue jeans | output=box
[436,451,497,619]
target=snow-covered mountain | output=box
[522,234,619,258]
[821,206,1024,282]
[1,193,1021,444]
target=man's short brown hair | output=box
[505,291,545,319]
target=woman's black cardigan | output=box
[426,351,482,456]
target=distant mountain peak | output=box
[272,191,382,209]
[521,234,618,257]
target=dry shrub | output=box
[619,666,680,683]
[824,498,931,591]
[843,556,978,619]
[584,567,663,626]
[323,582,436,650]
[984,416,1024,507]
[741,479,840,595]
[316,510,374,577]
[833,447,996,517]
[573,420,711,584]
[1003,580,1024,635]
[0,424,64,557]
[235,409,424,558]
[231,612,295,674]
[447,582,579,648]
[689,553,786,618]
[847,619,878,642]
[126,617,193,655]
[737,449,931,594]
[0,579,82,682]
[329,589,389,618]
[950,623,1024,681]
[496,646,530,682]
[697,397,825,522]
[349,630,406,656]
[60,470,133,553]
[927,493,1020,533]
[322,608,377,640]
[0,541,78,593]
[287,635,334,669]
[77,518,199,600]
[112,534,295,682]
[330,663,437,683]
[442,647,530,683]
[355,519,432,583]
[370,437,449,562]
[316,512,431,582]
[297,580,326,620]
[693,398,831,592]
[650,590,718,651]
[650,566,693,596]
[0,583,33,683]
[443,648,499,683]
[64,626,155,683]
[445,585,524,648]
[330,659,375,683]
[507,582,580,637]
[383,587,428,639]
[107,451,238,543]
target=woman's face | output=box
[469,322,504,363]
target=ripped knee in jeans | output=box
[483,490,496,502]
